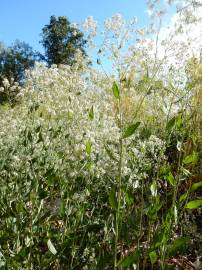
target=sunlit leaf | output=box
[149,250,157,266]
[150,181,157,197]
[86,140,91,155]
[166,172,176,186]
[179,193,187,202]
[47,239,57,255]
[112,81,120,99]
[183,152,198,165]
[185,200,202,209]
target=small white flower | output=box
[83,16,97,36]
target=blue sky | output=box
[0,0,148,53]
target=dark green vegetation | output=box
[0,41,39,104]
[40,15,87,66]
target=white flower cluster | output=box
[1,10,197,192]
[83,16,97,36]
[0,60,167,193]
[104,14,124,33]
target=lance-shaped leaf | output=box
[122,122,141,139]
[185,200,202,209]
[109,189,118,210]
[47,239,57,255]
[112,81,120,99]
[190,182,202,192]
[149,251,157,266]
[166,171,176,186]
[86,140,92,155]
[166,116,176,131]
[88,106,94,121]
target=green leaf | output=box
[88,106,94,121]
[185,200,202,209]
[149,251,157,266]
[125,191,134,206]
[152,229,164,248]
[109,189,118,210]
[166,172,176,186]
[183,152,198,165]
[35,125,41,133]
[117,250,141,267]
[167,237,189,257]
[59,200,65,218]
[160,164,170,175]
[86,140,91,155]
[166,117,176,131]
[47,239,57,255]
[37,132,43,143]
[190,182,202,192]
[27,130,32,142]
[150,181,157,197]
[179,193,187,202]
[122,122,141,139]
[112,82,120,99]
[140,126,151,139]
[147,199,162,221]
[176,115,183,128]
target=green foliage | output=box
[185,200,202,209]
[117,250,141,268]
[149,250,158,266]
[166,237,189,258]
[112,81,120,99]
[190,181,202,192]
[40,15,87,66]
[88,105,94,120]
[85,140,92,154]
[109,189,118,210]
[0,40,38,104]
[183,151,198,165]
[122,122,141,139]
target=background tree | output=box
[0,40,39,104]
[40,15,87,66]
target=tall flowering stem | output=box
[113,81,123,270]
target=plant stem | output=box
[114,87,123,270]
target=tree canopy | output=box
[40,15,87,66]
[0,40,39,104]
